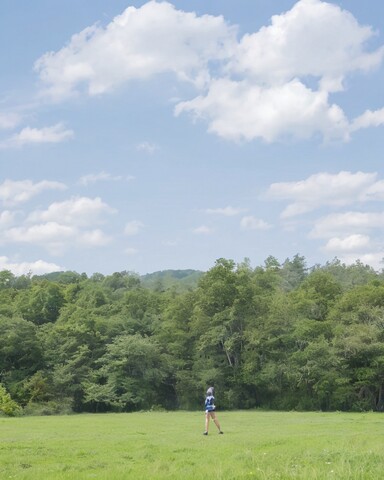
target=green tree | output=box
[0,383,22,416]
[15,281,65,324]
[83,334,170,411]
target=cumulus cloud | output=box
[310,211,384,239]
[333,252,384,270]
[4,222,75,255]
[0,179,67,206]
[205,206,245,216]
[3,222,113,255]
[323,234,371,253]
[28,196,116,227]
[32,0,384,143]
[0,196,116,255]
[176,0,383,142]
[175,78,349,142]
[240,216,271,230]
[35,0,236,100]
[267,171,381,218]
[124,220,144,236]
[0,256,64,276]
[228,0,383,88]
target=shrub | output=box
[0,383,22,416]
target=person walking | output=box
[203,387,223,435]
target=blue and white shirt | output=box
[205,394,215,412]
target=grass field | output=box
[0,410,383,479]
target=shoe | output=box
[219,431,224,434]
[203,432,208,435]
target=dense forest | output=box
[1,255,384,416]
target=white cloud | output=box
[0,256,64,276]
[240,215,271,230]
[323,234,371,253]
[4,222,75,255]
[79,229,112,246]
[267,171,380,218]
[351,108,384,131]
[175,78,349,142]
[176,0,384,142]
[124,247,139,255]
[0,211,16,229]
[0,112,22,130]
[3,222,113,255]
[32,0,384,143]
[0,179,67,206]
[228,0,383,88]
[0,195,115,255]
[35,1,236,100]
[0,123,74,148]
[78,171,124,186]
[193,225,214,235]
[28,196,116,227]
[334,252,384,271]
[205,206,245,216]
[136,142,159,154]
[310,211,384,239]
[124,220,144,236]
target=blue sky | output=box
[1,0,384,276]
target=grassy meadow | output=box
[0,410,383,479]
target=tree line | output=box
[1,255,384,416]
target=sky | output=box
[1,0,384,276]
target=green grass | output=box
[0,410,383,479]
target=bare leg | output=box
[204,412,210,433]
[211,412,222,432]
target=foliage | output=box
[0,383,22,416]
[1,257,384,414]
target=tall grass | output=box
[0,410,383,479]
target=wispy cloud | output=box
[78,171,126,186]
[0,111,22,130]
[0,179,67,206]
[136,141,159,154]
[193,225,214,235]
[124,220,144,236]
[267,171,384,218]
[240,215,271,230]
[205,206,245,216]
[124,247,139,255]
[0,123,74,148]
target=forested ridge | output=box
[1,255,384,416]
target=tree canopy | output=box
[0,257,383,415]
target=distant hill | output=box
[30,269,204,291]
[140,269,203,291]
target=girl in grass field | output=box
[203,387,223,435]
